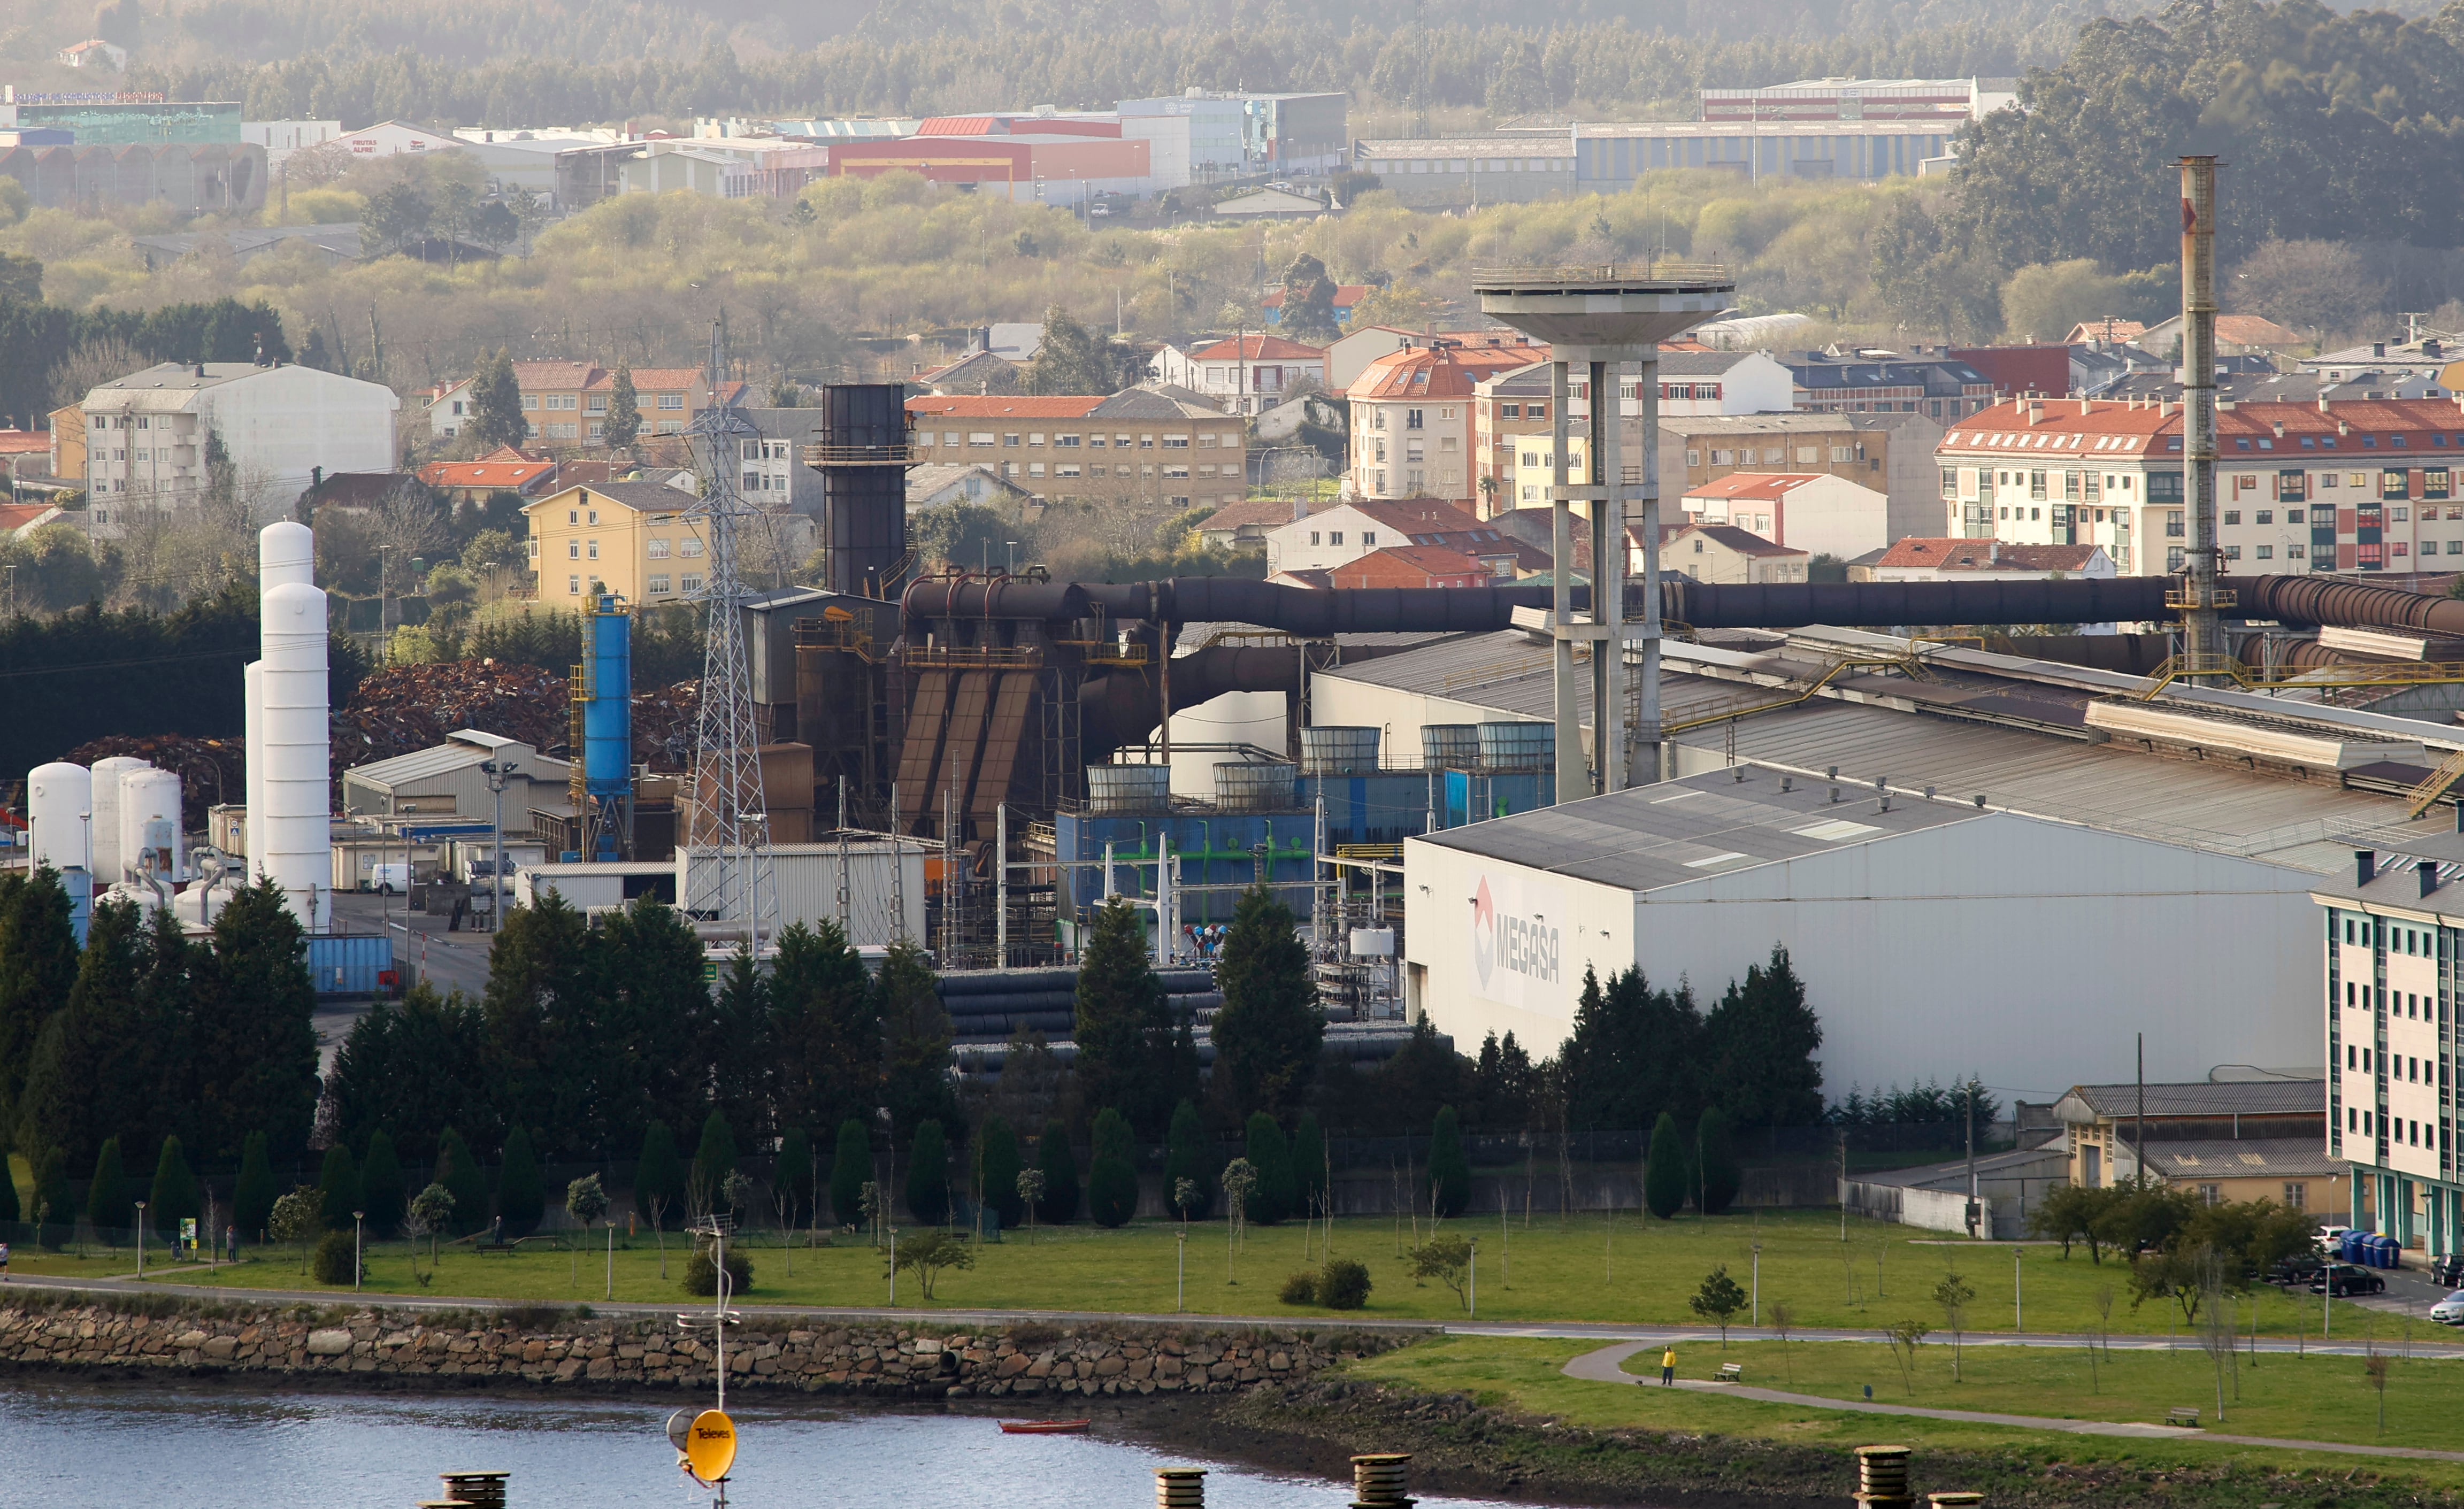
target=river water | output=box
[0,1384,1531,1509]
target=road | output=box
[329,889,496,1001]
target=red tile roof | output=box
[906,395,1107,419]
[1876,537,1993,569]
[1201,497,1305,530]
[0,502,62,534]
[1191,334,1326,362]
[1350,498,1484,533]
[512,360,598,390]
[0,429,52,455]
[1349,338,1551,401]
[1941,396,2464,461]
[1872,538,2104,572]
[419,458,557,491]
[1328,544,1483,586]
[1682,471,1830,501]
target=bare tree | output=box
[50,335,149,409]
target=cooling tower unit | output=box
[259,573,331,931]
[815,383,912,598]
[87,755,149,884]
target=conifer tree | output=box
[604,360,641,451]
[86,1136,127,1240]
[1087,1107,1139,1227]
[876,939,958,1140]
[1164,1099,1216,1219]
[828,1117,871,1227]
[1427,1105,1470,1218]
[149,1134,199,1242]
[905,1118,951,1225]
[1701,945,1826,1128]
[0,1136,17,1223]
[190,877,320,1166]
[691,1110,739,1216]
[496,1125,544,1234]
[1212,885,1322,1120]
[434,1125,488,1235]
[634,1119,686,1233]
[1242,1112,1294,1225]
[233,1130,274,1239]
[769,921,879,1142]
[0,867,79,1131]
[979,1115,1024,1229]
[1291,1111,1327,1223]
[359,1129,408,1236]
[1034,1118,1080,1224]
[1074,897,1177,1135]
[317,1143,360,1233]
[30,1146,70,1241]
[775,1126,813,1231]
[1644,1112,1687,1219]
[20,898,142,1172]
[1697,1106,1743,1215]
[469,348,525,450]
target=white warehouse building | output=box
[80,361,400,537]
[1328,622,2442,1102]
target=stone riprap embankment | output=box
[0,1298,1391,1398]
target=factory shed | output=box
[1403,767,2332,1106]
[341,731,570,820]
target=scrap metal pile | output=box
[61,735,243,828]
[334,659,705,772]
[336,659,569,765]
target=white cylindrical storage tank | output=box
[259,520,316,589]
[260,579,331,930]
[119,766,183,884]
[244,660,263,872]
[27,761,91,874]
[87,755,150,884]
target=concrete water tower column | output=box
[1474,265,1734,800]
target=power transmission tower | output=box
[682,322,778,954]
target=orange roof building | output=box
[1346,335,1550,504]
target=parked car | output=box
[2434,1253,2464,1289]
[2316,1224,2352,1251]
[2432,1290,2464,1325]
[2311,1263,2386,1296]
[2268,1253,2325,1287]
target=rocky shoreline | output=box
[0,1291,1390,1399]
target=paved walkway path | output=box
[0,1273,2445,1363]
[1563,1341,2464,1462]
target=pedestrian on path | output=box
[1660,1346,1676,1385]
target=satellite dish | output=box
[682,1409,739,1487]
[666,1408,696,1454]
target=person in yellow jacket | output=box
[1660,1346,1676,1385]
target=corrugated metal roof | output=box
[344,743,496,788]
[2058,1081,2323,1118]
[1414,768,1976,891]
[2144,1137,2340,1178]
[1327,628,2420,869]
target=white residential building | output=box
[243,119,341,168]
[1150,334,1327,415]
[1654,348,1797,416]
[1680,471,1891,560]
[80,362,399,537]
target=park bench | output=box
[2166,1407,2201,1428]
[1715,1363,1745,1383]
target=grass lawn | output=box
[1352,1335,2464,1493]
[0,1208,2404,1341]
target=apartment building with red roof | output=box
[1347,334,1551,504]
[1262,496,1542,580]
[419,444,562,503]
[1939,395,2464,576]
[1634,522,1809,583]
[1680,469,1892,560]
[1327,544,1486,589]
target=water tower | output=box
[1472,263,1735,798]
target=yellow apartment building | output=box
[523,480,708,603]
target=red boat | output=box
[999,1420,1093,1435]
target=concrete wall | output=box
[1406,810,2325,1104]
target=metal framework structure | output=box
[682,327,779,951]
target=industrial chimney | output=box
[2178,155,2225,670]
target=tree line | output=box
[0,295,292,433]
[0,878,323,1238]
[124,17,2059,137]
[1903,0,2464,338]
[0,588,367,794]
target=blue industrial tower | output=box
[573,592,635,860]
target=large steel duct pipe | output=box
[1661,576,2178,629]
[906,576,1556,635]
[2227,574,2464,637]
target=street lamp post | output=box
[476,758,513,931]
[353,1210,365,1292]
[134,1202,148,1280]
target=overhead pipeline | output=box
[1662,576,2178,629]
[2224,574,2464,637]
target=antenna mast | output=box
[684,322,778,954]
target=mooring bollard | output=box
[1928,1493,1984,1508]
[437,1471,509,1509]
[1853,1445,1913,1508]
[1155,1467,1207,1509]
[1351,1452,1414,1509]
